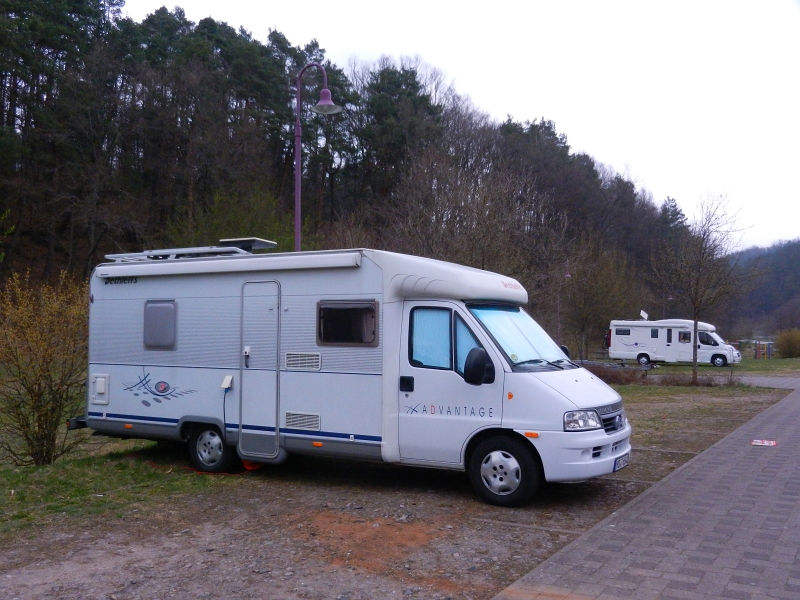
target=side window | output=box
[616,328,631,336]
[667,329,673,343]
[410,308,451,369]
[317,301,378,347]
[455,314,481,376]
[678,331,691,343]
[144,300,176,350]
[651,328,659,339]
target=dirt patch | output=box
[0,455,648,600]
[0,385,788,600]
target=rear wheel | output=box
[711,354,727,367]
[637,354,650,366]
[468,436,541,507]
[188,425,239,473]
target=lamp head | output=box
[311,87,342,115]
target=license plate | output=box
[613,453,630,472]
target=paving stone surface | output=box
[493,377,800,600]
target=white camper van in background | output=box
[70,243,631,507]
[607,319,741,367]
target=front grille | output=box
[596,401,623,415]
[602,410,626,434]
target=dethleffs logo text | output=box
[104,277,138,284]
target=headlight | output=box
[564,410,602,431]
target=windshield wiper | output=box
[514,358,564,369]
[552,358,578,367]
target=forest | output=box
[1,0,798,357]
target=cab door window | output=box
[410,308,451,369]
[698,332,718,346]
[409,308,485,379]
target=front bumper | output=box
[524,424,632,482]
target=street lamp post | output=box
[556,271,571,345]
[294,63,342,252]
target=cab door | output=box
[697,331,718,364]
[398,302,503,464]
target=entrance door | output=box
[677,329,694,361]
[239,281,280,458]
[664,328,678,362]
[398,301,503,464]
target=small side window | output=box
[455,314,481,376]
[678,331,691,343]
[144,300,176,350]
[651,328,659,339]
[317,301,378,347]
[615,328,631,336]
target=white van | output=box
[71,243,631,507]
[607,319,741,367]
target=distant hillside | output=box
[733,239,800,335]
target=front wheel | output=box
[468,436,541,507]
[711,355,728,367]
[188,426,239,473]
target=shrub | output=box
[0,272,89,465]
[776,329,800,358]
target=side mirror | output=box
[464,347,489,385]
[560,345,571,359]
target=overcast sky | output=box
[121,0,800,249]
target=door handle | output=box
[399,376,414,392]
[243,346,251,369]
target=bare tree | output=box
[563,235,650,362]
[652,195,758,384]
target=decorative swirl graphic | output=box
[123,368,197,407]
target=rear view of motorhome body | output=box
[607,319,741,367]
[76,245,631,506]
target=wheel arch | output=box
[463,427,541,469]
[178,416,227,443]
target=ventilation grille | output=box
[285,352,321,371]
[285,412,321,431]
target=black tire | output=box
[637,354,650,366]
[711,355,727,367]
[468,436,541,507]
[188,425,239,473]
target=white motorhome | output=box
[71,243,631,507]
[607,319,741,367]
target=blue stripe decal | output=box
[88,411,179,424]
[87,412,381,442]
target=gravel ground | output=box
[0,453,648,600]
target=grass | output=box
[621,356,800,376]
[0,439,238,534]
[733,355,800,374]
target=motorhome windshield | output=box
[469,305,570,368]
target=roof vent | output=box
[219,238,277,252]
